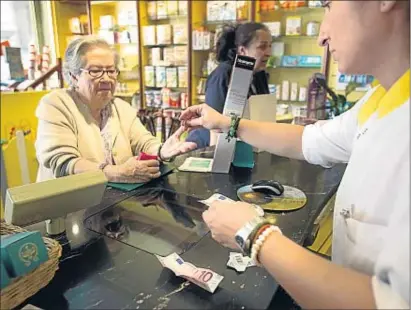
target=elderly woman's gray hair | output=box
[63,36,120,87]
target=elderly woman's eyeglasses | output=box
[80,68,120,79]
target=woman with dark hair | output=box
[186,22,272,148]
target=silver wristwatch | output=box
[235,216,266,256]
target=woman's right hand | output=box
[180,104,230,132]
[111,157,161,183]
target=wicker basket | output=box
[0,220,62,310]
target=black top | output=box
[205,60,270,114]
[23,149,346,310]
[186,57,270,149]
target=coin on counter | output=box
[237,185,307,212]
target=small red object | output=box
[137,152,158,160]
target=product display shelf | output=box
[51,0,91,59]
[272,35,318,40]
[191,1,254,106]
[256,2,327,109]
[259,6,324,14]
[90,0,140,104]
[139,1,191,109]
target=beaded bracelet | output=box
[226,114,241,142]
[251,224,272,246]
[157,143,174,162]
[251,225,282,266]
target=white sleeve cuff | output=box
[372,276,410,309]
[302,124,334,168]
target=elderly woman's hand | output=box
[202,201,260,249]
[113,157,161,183]
[160,126,197,160]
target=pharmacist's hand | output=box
[160,126,197,160]
[113,157,161,183]
[203,201,260,249]
[180,104,230,133]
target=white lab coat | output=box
[302,84,410,308]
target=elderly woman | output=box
[35,37,196,183]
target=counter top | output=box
[25,149,346,310]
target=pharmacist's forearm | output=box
[236,119,305,160]
[259,233,376,309]
[73,158,119,182]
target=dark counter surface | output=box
[25,150,346,310]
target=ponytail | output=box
[214,22,270,63]
[215,24,238,62]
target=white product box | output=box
[177,66,188,88]
[299,87,307,102]
[281,80,290,101]
[166,67,178,88]
[173,24,188,44]
[286,16,302,36]
[203,31,211,50]
[163,47,175,66]
[144,66,156,87]
[100,15,114,30]
[98,30,115,45]
[151,48,162,66]
[276,84,281,100]
[156,1,168,19]
[265,22,281,37]
[155,66,166,87]
[156,25,172,45]
[143,26,156,45]
[167,1,179,16]
[290,82,298,101]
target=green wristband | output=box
[226,114,241,142]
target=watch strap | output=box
[245,220,271,256]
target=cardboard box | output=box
[173,24,188,44]
[151,48,162,66]
[178,67,188,88]
[143,26,156,46]
[265,22,281,37]
[145,66,156,87]
[203,31,212,50]
[276,84,281,100]
[286,16,302,36]
[281,55,299,67]
[1,231,48,278]
[299,87,307,102]
[290,82,298,101]
[167,1,179,16]
[163,47,175,66]
[178,1,188,15]
[100,15,115,30]
[174,46,188,65]
[69,17,81,34]
[166,67,178,88]
[156,1,168,19]
[155,66,166,88]
[281,80,290,101]
[156,25,172,45]
[98,30,115,45]
[147,1,157,20]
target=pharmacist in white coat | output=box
[180,1,410,309]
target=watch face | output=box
[235,235,245,248]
